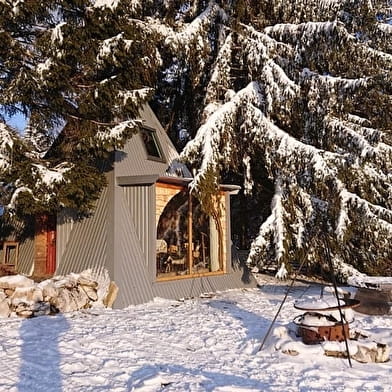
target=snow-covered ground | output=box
[0,274,391,392]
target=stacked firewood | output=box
[0,270,118,318]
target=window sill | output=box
[155,270,226,282]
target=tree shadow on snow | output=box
[127,363,270,391]
[206,299,271,345]
[17,314,70,392]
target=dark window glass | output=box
[141,128,164,160]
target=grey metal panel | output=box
[152,268,257,301]
[56,186,109,275]
[115,105,180,178]
[56,210,76,264]
[113,185,154,307]
[16,238,34,275]
[117,175,159,186]
[123,185,154,267]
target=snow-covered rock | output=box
[0,275,35,290]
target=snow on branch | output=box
[32,163,73,189]
[7,186,34,212]
[118,88,153,107]
[335,173,392,245]
[95,119,141,144]
[165,2,224,52]
[325,116,377,158]
[241,23,292,64]
[265,21,346,45]
[92,0,120,10]
[92,0,150,12]
[261,60,300,115]
[51,22,66,45]
[248,178,288,277]
[0,123,15,173]
[204,33,233,105]
[96,33,132,66]
[301,68,369,91]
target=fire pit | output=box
[293,297,360,345]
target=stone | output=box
[353,343,390,363]
[80,285,98,302]
[4,288,15,296]
[11,287,43,305]
[0,298,10,318]
[15,302,33,318]
[50,288,73,313]
[70,287,90,310]
[0,275,35,290]
[32,302,51,317]
[77,276,98,289]
[38,281,59,300]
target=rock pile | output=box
[0,270,118,318]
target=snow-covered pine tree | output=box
[0,0,160,223]
[154,0,392,279]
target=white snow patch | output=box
[0,277,391,391]
[32,163,72,188]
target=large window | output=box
[156,183,225,279]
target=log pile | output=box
[0,270,118,318]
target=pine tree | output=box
[0,0,160,222]
[154,0,392,279]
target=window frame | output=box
[140,126,166,163]
[2,241,19,266]
[155,182,226,281]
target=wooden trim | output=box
[156,181,186,191]
[156,271,226,282]
[187,191,193,274]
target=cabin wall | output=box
[112,183,155,307]
[55,175,113,278]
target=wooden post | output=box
[188,191,193,274]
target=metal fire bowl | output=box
[294,298,360,312]
[293,313,353,344]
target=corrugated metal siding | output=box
[56,186,109,275]
[113,186,154,307]
[16,238,34,275]
[115,105,180,178]
[123,186,153,267]
[152,268,256,301]
[56,210,75,264]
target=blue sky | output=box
[3,111,26,133]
